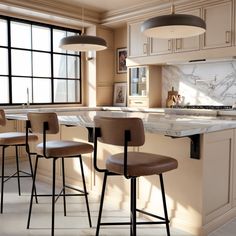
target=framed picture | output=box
[117,48,127,73]
[113,82,127,106]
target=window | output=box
[0,16,81,105]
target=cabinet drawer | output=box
[128,98,148,107]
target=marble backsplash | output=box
[162,61,236,107]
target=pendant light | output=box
[141,0,206,39]
[59,8,107,51]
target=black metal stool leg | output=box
[79,156,92,227]
[130,178,137,236]
[61,157,67,216]
[27,156,39,229]
[1,146,6,213]
[15,146,21,196]
[51,158,56,236]
[26,145,38,204]
[159,174,170,236]
[96,172,108,236]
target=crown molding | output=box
[0,0,101,25]
[0,0,224,29]
[101,0,207,27]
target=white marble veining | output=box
[7,109,236,138]
[162,61,236,106]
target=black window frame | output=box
[0,15,82,106]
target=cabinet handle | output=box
[168,40,172,51]
[143,43,148,54]
[225,31,231,44]
[176,39,182,50]
[134,101,143,104]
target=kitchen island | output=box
[4,107,236,236]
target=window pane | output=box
[67,56,80,78]
[11,50,31,76]
[53,54,66,78]
[0,77,9,103]
[0,48,8,75]
[0,19,7,46]
[11,22,31,49]
[32,25,51,51]
[54,79,67,102]
[12,77,32,103]
[33,78,51,103]
[53,29,66,53]
[33,52,51,77]
[54,79,80,103]
[68,80,80,102]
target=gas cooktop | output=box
[173,105,233,110]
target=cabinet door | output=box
[203,1,232,49]
[175,9,201,52]
[128,21,148,57]
[150,38,172,55]
[203,130,233,223]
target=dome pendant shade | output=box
[141,14,206,39]
[59,35,107,51]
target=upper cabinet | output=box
[128,21,148,57]
[174,9,201,53]
[203,1,233,49]
[127,0,234,63]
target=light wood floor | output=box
[0,162,235,236]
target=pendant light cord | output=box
[171,0,175,14]
[81,7,85,35]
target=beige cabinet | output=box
[174,9,201,52]
[150,38,172,55]
[233,129,236,207]
[202,129,233,223]
[203,1,233,49]
[128,65,161,107]
[128,21,148,57]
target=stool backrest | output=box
[0,109,6,126]
[94,116,145,147]
[28,112,59,134]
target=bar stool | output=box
[0,109,38,213]
[93,116,178,236]
[26,112,93,236]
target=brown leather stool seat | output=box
[0,109,38,214]
[0,132,38,145]
[106,152,177,177]
[93,116,178,236]
[36,140,93,157]
[26,112,93,236]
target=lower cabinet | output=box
[202,129,233,224]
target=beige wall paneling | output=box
[96,27,114,106]
[114,26,127,83]
[85,26,114,107]
[203,0,233,49]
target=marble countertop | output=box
[6,109,236,137]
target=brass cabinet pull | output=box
[143,43,148,54]
[168,40,172,51]
[176,38,182,50]
[225,31,231,44]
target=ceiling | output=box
[55,0,166,13]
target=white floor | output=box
[0,162,235,236]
